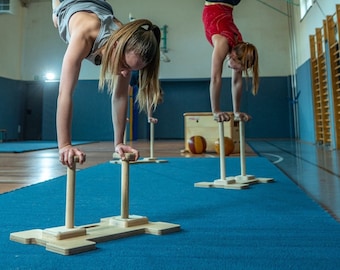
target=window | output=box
[300,0,313,19]
[0,0,10,14]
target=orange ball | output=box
[188,136,207,154]
[215,137,234,156]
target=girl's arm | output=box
[231,69,251,122]
[210,35,231,122]
[57,32,92,168]
[112,74,140,160]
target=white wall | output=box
[0,0,25,79]
[1,0,293,80]
[293,0,339,66]
[21,0,65,82]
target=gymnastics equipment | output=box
[111,120,167,165]
[183,112,239,153]
[194,121,249,190]
[139,121,167,163]
[123,118,129,144]
[10,154,180,255]
[233,118,274,184]
[194,115,275,190]
[214,136,234,156]
[188,135,207,154]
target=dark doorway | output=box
[23,82,43,140]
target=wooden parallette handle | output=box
[233,114,241,122]
[112,152,136,161]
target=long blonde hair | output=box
[233,42,259,95]
[99,19,161,113]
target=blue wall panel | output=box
[1,76,294,142]
[296,60,315,143]
[41,81,58,140]
[246,76,293,138]
[150,77,293,139]
[42,80,113,141]
[0,77,26,141]
[150,79,212,140]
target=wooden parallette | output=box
[194,117,274,190]
[10,154,180,255]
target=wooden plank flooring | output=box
[1,139,339,223]
[247,139,340,222]
[0,140,252,194]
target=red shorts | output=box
[202,4,243,48]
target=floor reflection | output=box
[248,139,340,222]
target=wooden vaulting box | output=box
[183,112,240,153]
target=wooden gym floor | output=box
[0,139,339,223]
[0,140,224,194]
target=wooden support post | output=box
[123,118,129,145]
[239,120,246,177]
[150,122,155,159]
[139,121,167,163]
[194,120,248,190]
[218,121,226,180]
[112,153,137,221]
[233,120,257,184]
[65,157,79,229]
[234,118,274,184]
[120,158,130,219]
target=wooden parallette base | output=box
[234,174,260,185]
[110,153,168,165]
[194,177,249,190]
[255,177,275,183]
[234,175,275,184]
[194,174,275,190]
[10,215,180,256]
[138,157,168,164]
